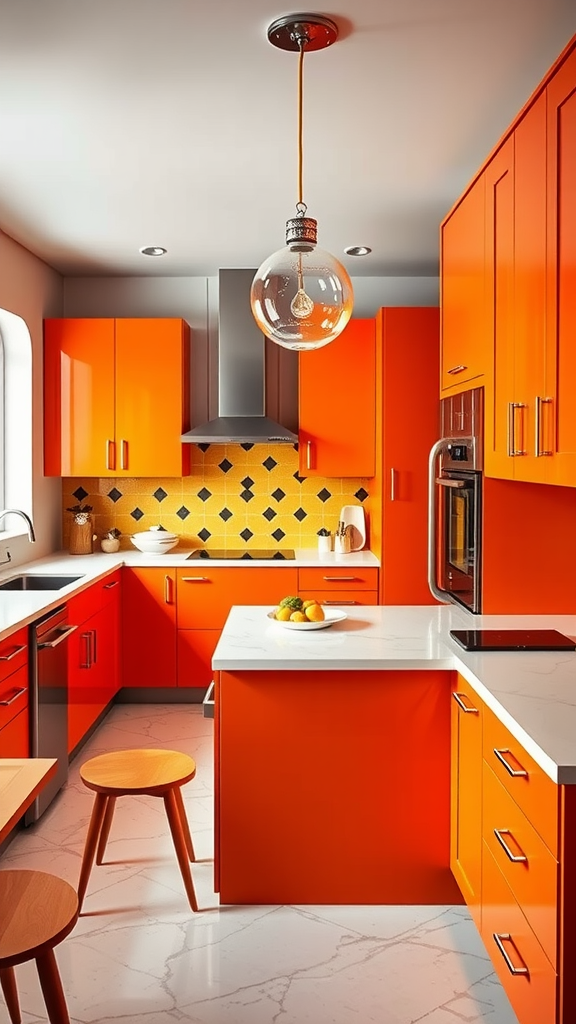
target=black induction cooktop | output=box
[450,629,576,652]
[187,548,295,560]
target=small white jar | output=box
[317,533,332,554]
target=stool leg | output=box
[77,792,109,910]
[96,795,117,865]
[0,967,21,1024]
[163,788,199,912]
[173,785,196,861]
[36,949,70,1024]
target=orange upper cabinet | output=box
[44,317,190,477]
[298,319,376,477]
[440,173,488,394]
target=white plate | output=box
[267,608,347,631]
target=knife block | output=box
[69,517,94,555]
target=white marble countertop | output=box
[213,604,576,785]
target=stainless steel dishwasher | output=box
[25,605,77,824]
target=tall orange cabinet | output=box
[44,317,190,477]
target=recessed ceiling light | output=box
[344,245,372,257]
[139,246,167,257]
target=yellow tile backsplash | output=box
[63,444,373,552]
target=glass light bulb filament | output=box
[290,286,314,319]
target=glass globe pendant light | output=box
[250,14,353,351]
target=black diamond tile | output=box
[240,528,253,542]
[272,528,286,542]
[262,456,277,471]
[198,527,211,542]
[198,487,212,502]
[241,476,254,489]
[240,489,255,503]
[153,487,167,503]
[355,488,369,502]
[317,488,332,503]
[177,506,191,520]
[73,486,89,502]
[262,507,277,522]
[218,458,233,473]
[107,487,122,503]
[271,488,286,503]
[293,507,307,522]
[130,507,144,521]
[240,443,254,451]
[197,443,210,453]
[294,471,306,484]
[219,507,233,522]
[156,525,167,531]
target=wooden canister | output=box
[69,517,94,555]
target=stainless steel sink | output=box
[0,574,84,591]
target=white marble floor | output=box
[1,704,520,1024]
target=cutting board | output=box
[339,505,366,551]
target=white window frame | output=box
[0,310,33,535]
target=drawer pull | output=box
[164,575,174,604]
[493,933,529,976]
[447,364,467,375]
[181,577,210,582]
[0,685,26,706]
[103,580,119,589]
[452,691,479,713]
[494,828,528,864]
[323,600,358,605]
[322,576,357,582]
[493,747,528,778]
[0,643,27,662]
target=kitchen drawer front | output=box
[483,703,558,857]
[99,570,122,606]
[0,626,28,685]
[0,664,28,732]
[177,568,298,629]
[483,760,558,969]
[0,706,30,757]
[299,590,378,606]
[298,567,379,591]
[68,581,103,625]
[482,841,557,1024]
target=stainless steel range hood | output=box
[181,269,298,444]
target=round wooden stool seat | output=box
[0,869,78,1024]
[77,749,199,913]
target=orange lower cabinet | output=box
[177,567,298,629]
[177,630,220,690]
[0,707,30,757]
[217,668,462,906]
[122,568,177,687]
[450,676,483,928]
[482,841,557,1024]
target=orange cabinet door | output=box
[298,319,376,477]
[177,567,298,629]
[68,611,104,754]
[114,318,190,477]
[122,568,177,687]
[450,676,483,928]
[0,707,30,757]
[177,629,220,690]
[484,138,515,481]
[44,318,116,476]
[441,173,488,392]
[547,46,576,487]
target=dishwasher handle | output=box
[37,624,77,649]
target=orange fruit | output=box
[290,611,308,623]
[305,603,325,622]
[275,606,292,621]
[302,599,318,609]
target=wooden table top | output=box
[0,759,57,845]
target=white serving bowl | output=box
[131,531,179,554]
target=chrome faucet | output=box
[0,509,36,542]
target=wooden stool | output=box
[0,869,78,1024]
[77,748,198,912]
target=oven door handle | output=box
[428,439,454,605]
[435,477,466,488]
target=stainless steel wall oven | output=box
[428,388,483,614]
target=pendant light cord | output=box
[297,37,305,210]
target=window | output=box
[0,310,33,534]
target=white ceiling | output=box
[1,0,575,279]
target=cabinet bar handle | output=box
[509,403,527,456]
[323,600,359,605]
[164,575,174,604]
[0,685,26,706]
[493,747,528,778]
[447,364,467,375]
[494,829,528,863]
[322,575,357,581]
[38,624,77,649]
[180,576,210,582]
[452,691,479,713]
[0,643,27,662]
[103,580,119,589]
[390,468,397,501]
[81,631,92,669]
[535,396,553,457]
[492,933,529,976]
[507,402,514,457]
[106,439,115,471]
[91,628,97,665]
[306,441,313,470]
[120,439,128,471]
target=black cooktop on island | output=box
[187,548,295,560]
[450,628,576,652]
